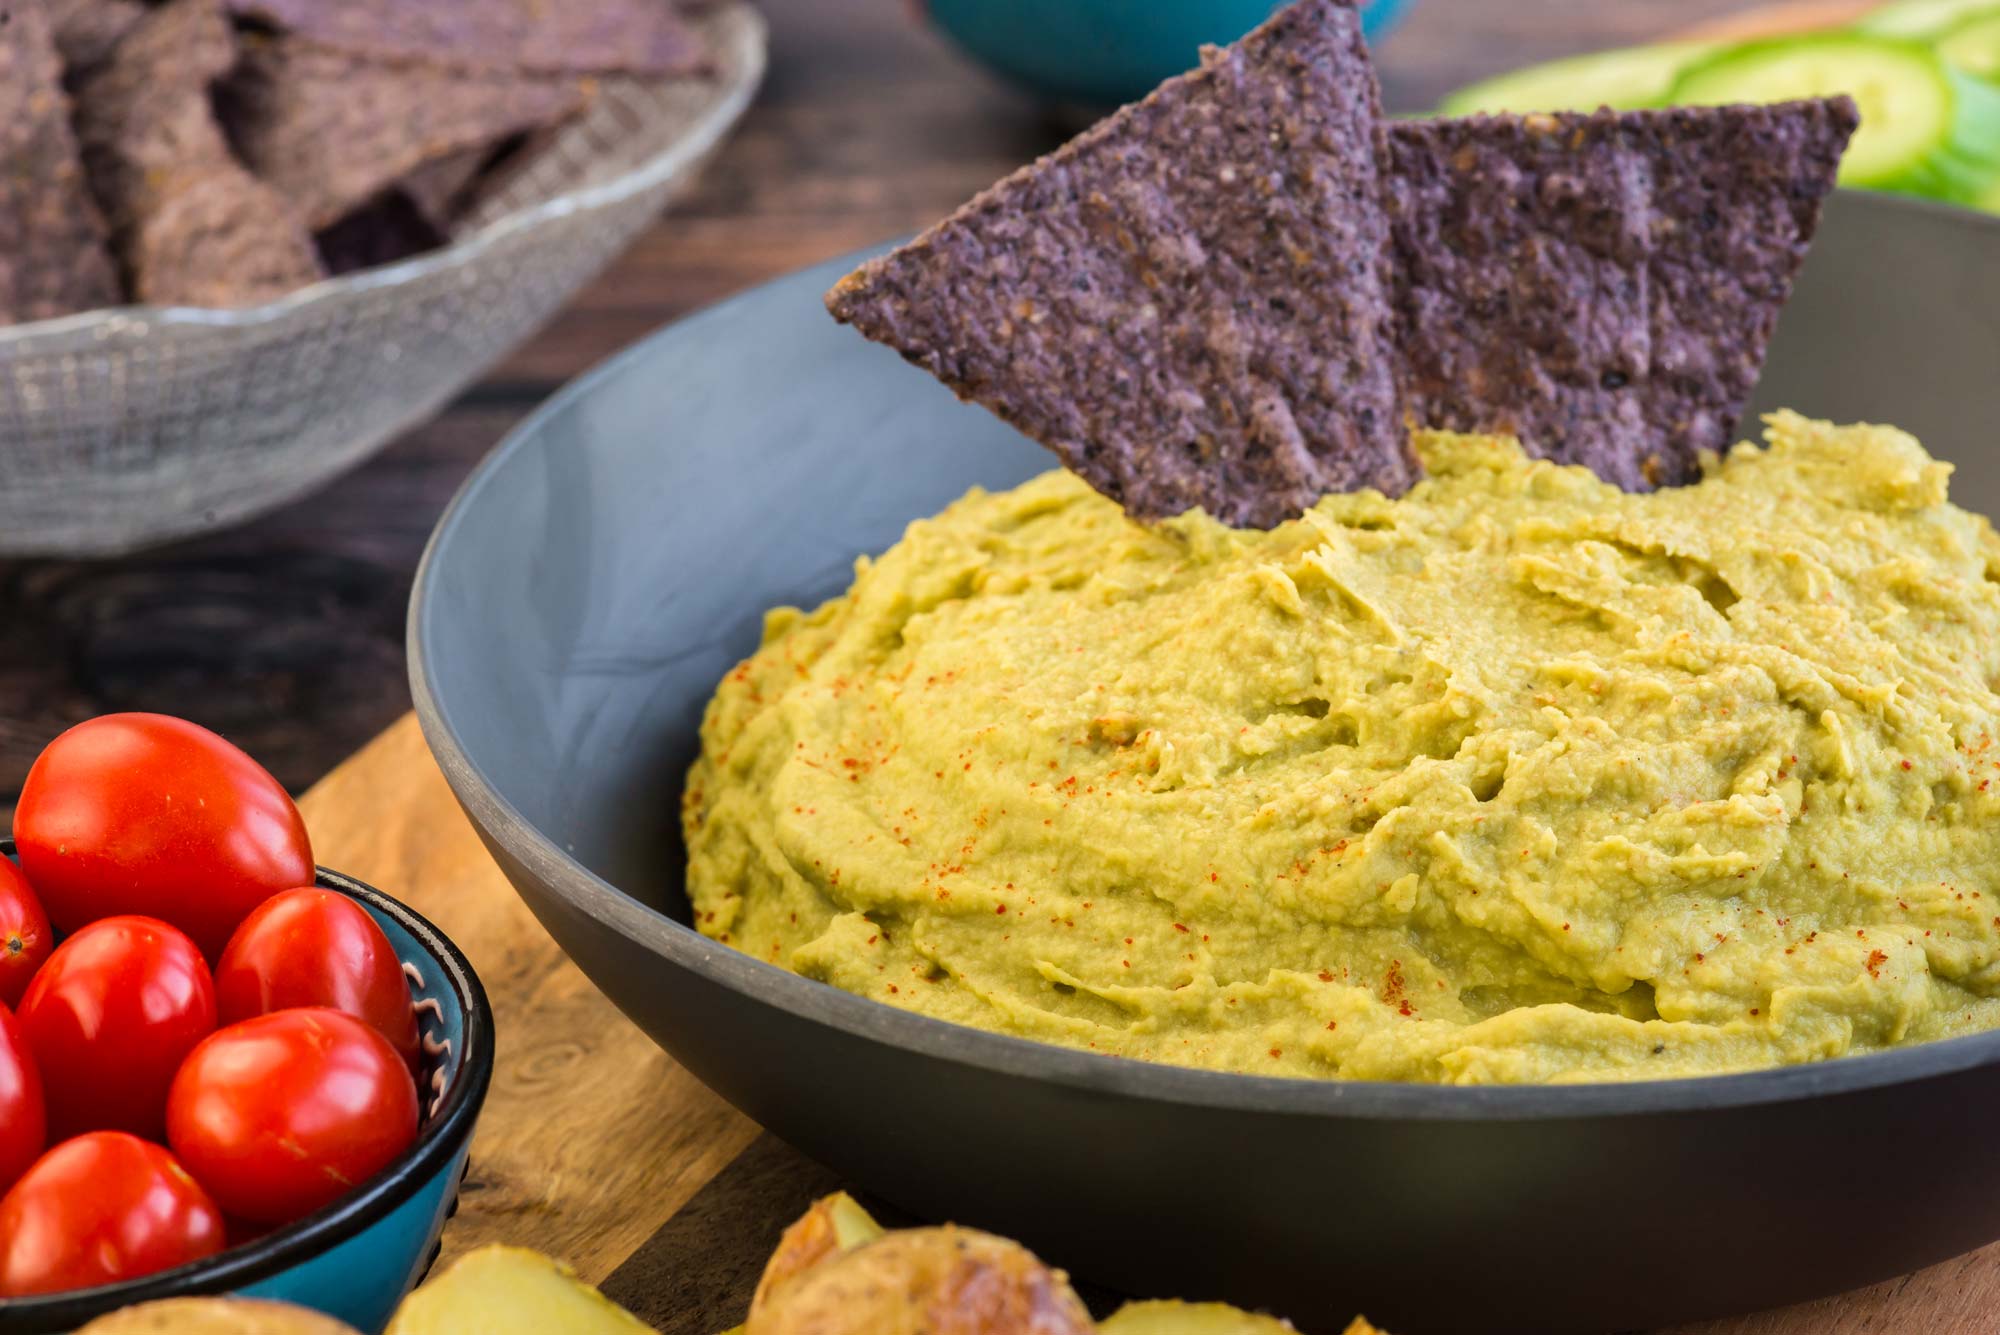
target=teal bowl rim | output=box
[0,847,494,1325]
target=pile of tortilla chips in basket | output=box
[0,0,718,325]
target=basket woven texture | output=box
[0,4,766,557]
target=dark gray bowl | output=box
[410,191,2000,1335]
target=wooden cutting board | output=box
[302,713,2000,1334]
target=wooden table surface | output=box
[0,0,1773,821]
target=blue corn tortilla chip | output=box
[222,0,708,77]
[220,35,592,230]
[396,144,492,233]
[45,0,144,77]
[826,0,1413,529]
[1387,101,1857,490]
[830,0,1854,523]
[75,0,325,308]
[0,0,121,324]
[315,191,444,275]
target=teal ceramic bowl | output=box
[1,852,493,1335]
[924,0,1413,107]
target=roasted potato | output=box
[749,1192,886,1315]
[384,1245,653,1335]
[76,1299,361,1335]
[1101,1303,1386,1335]
[744,1225,1094,1335]
[1100,1300,1296,1334]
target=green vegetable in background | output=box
[1939,11,2000,81]
[1435,14,2000,215]
[1670,32,2000,200]
[1435,41,1714,115]
[1859,0,2000,38]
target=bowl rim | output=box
[409,191,2000,1130]
[0,845,496,1322]
[0,3,767,355]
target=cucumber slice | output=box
[1670,33,2000,199]
[1858,0,1998,38]
[1939,11,2000,82]
[1437,41,1715,115]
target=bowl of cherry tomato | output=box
[0,714,494,1335]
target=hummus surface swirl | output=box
[684,414,2000,1083]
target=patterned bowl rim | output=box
[0,2,767,356]
[0,842,497,1324]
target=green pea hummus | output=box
[683,413,2000,1083]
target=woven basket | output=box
[0,4,766,557]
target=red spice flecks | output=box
[1382,960,1406,1006]
[1326,1020,1338,1031]
[1397,1000,1414,1017]
[1269,1048,1283,1060]
[1902,759,1914,771]
[887,984,900,994]
[1865,949,1889,979]
[1318,970,1334,983]
[1173,923,1190,934]
[996,904,1007,915]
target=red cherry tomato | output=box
[17,916,216,1140]
[167,1008,418,1225]
[13,713,314,958]
[0,1131,224,1297]
[0,860,50,1008]
[0,1006,44,1192]
[216,888,420,1070]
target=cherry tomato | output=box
[13,713,314,958]
[17,916,216,1140]
[0,1131,224,1297]
[0,1006,44,1192]
[216,888,420,1070]
[0,860,50,1008]
[167,1008,418,1225]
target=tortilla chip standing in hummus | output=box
[1387,101,1856,490]
[831,0,1851,525]
[828,0,1415,529]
